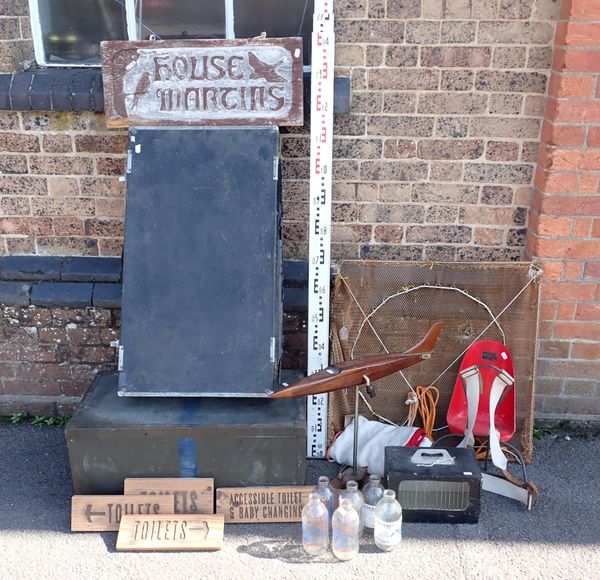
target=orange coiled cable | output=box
[406,385,440,442]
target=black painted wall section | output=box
[0,70,351,114]
[0,256,312,311]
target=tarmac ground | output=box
[0,423,599,579]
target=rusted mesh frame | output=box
[328,260,541,463]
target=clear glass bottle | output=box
[313,475,337,524]
[374,489,403,552]
[332,498,360,561]
[362,474,385,531]
[340,479,365,536]
[301,492,329,556]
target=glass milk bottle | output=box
[301,493,329,556]
[313,476,337,524]
[332,498,360,561]
[374,489,403,551]
[341,480,365,536]
[362,474,385,531]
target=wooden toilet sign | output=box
[101,38,304,127]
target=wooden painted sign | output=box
[216,486,312,523]
[123,477,214,514]
[101,38,304,127]
[116,514,224,551]
[71,495,174,532]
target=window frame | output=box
[28,0,262,67]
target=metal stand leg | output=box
[352,384,359,478]
[500,441,529,483]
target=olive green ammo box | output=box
[66,372,306,494]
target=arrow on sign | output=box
[85,504,106,522]
[187,522,208,540]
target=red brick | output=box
[557,302,577,320]
[548,74,594,98]
[553,48,600,73]
[534,169,578,194]
[539,340,570,358]
[529,213,572,237]
[584,262,600,279]
[3,379,62,396]
[539,354,600,379]
[541,261,564,280]
[539,194,600,216]
[556,22,600,47]
[567,0,600,20]
[576,303,600,321]
[552,99,600,123]
[541,123,585,147]
[539,301,557,320]
[593,219,600,237]
[579,173,599,194]
[563,262,584,280]
[571,342,600,359]
[532,238,600,259]
[587,127,600,147]
[553,321,600,340]
[542,281,597,301]
[543,148,600,171]
[573,217,592,237]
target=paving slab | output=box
[0,424,598,579]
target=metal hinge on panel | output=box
[117,345,124,371]
[270,337,276,363]
[273,157,279,180]
[111,340,124,371]
[126,150,133,174]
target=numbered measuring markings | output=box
[307,1,335,458]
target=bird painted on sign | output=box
[130,71,151,109]
[248,53,287,83]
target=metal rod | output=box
[353,385,359,477]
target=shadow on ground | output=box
[1,423,600,547]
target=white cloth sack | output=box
[328,415,432,476]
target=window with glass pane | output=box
[36,0,127,64]
[133,0,226,41]
[31,0,313,66]
[233,0,313,64]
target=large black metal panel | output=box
[119,126,282,396]
[67,373,306,493]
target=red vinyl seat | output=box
[446,340,516,443]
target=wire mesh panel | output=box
[329,260,541,462]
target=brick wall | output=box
[282,0,560,260]
[0,0,33,73]
[0,111,127,256]
[0,0,560,259]
[0,305,119,415]
[527,0,600,419]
